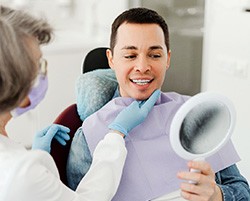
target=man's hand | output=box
[177,160,223,201]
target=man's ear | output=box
[166,50,171,70]
[106,49,114,70]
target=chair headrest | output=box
[82,47,110,73]
[76,69,118,121]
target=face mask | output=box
[11,74,48,117]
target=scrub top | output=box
[0,132,126,201]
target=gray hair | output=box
[0,5,53,113]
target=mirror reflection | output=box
[180,100,231,154]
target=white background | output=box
[202,0,250,181]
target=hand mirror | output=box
[170,92,236,161]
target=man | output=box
[68,8,250,200]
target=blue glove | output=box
[32,124,70,153]
[108,90,160,136]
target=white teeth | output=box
[132,79,151,85]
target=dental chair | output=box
[51,104,82,185]
[50,47,111,185]
[82,47,109,73]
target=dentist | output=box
[0,5,160,201]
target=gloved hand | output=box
[32,124,70,153]
[108,90,160,136]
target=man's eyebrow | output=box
[121,45,163,51]
[149,45,163,50]
[121,46,138,50]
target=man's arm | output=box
[216,164,250,200]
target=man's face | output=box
[107,23,171,100]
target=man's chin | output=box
[120,87,157,100]
[132,92,153,101]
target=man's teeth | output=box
[132,79,151,85]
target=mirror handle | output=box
[188,157,204,184]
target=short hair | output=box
[109,7,170,53]
[0,5,53,113]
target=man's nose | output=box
[134,56,151,73]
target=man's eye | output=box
[124,55,136,59]
[149,54,161,58]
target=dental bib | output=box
[82,92,240,201]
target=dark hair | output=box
[110,7,170,52]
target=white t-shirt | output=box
[0,132,127,201]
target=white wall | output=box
[202,0,250,181]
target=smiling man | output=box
[106,22,170,100]
[67,7,250,201]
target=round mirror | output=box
[170,92,236,160]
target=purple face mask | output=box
[11,74,48,117]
